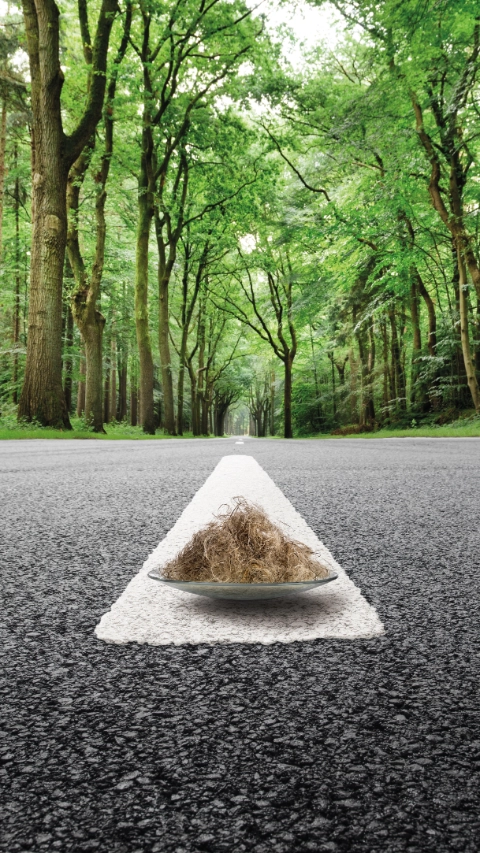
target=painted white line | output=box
[95,456,384,646]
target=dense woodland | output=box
[1,0,479,436]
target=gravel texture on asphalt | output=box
[1,437,479,853]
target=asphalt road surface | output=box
[1,437,479,853]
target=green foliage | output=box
[1,0,479,437]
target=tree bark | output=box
[416,273,436,357]
[63,299,74,413]
[81,321,104,428]
[155,197,182,436]
[389,306,406,411]
[135,147,155,434]
[176,253,189,436]
[67,148,106,432]
[349,347,358,422]
[12,143,21,403]
[457,245,480,411]
[380,318,389,411]
[158,264,176,434]
[451,244,469,407]
[18,0,116,427]
[177,331,187,435]
[177,242,206,435]
[201,392,209,435]
[67,162,106,431]
[270,370,275,435]
[67,8,130,432]
[284,355,293,439]
[328,352,337,422]
[76,348,86,416]
[354,308,375,426]
[0,99,6,262]
[410,276,423,409]
[187,361,199,436]
[109,335,117,421]
[130,382,138,426]
[117,358,127,422]
[197,306,207,434]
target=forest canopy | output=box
[1,0,479,437]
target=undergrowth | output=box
[1,403,479,440]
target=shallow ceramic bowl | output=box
[147,567,338,600]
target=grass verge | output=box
[1,410,479,440]
[0,413,207,440]
[307,420,480,439]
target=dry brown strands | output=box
[162,497,329,583]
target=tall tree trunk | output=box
[349,347,358,422]
[135,189,155,434]
[335,358,347,385]
[416,274,436,357]
[216,407,225,437]
[109,335,117,421]
[117,358,127,421]
[12,144,21,404]
[187,362,199,436]
[176,255,189,436]
[67,6,130,433]
[81,322,104,428]
[410,276,423,409]
[197,308,206,434]
[177,241,207,435]
[475,295,480,381]
[389,307,406,411]
[328,352,337,422]
[18,113,70,426]
[77,347,86,416]
[451,244,469,408]
[18,0,116,427]
[71,296,105,431]
[380,318,389,411]
[354,313,375,426]
[208,398,213,436]
[63,300,74,413]
[67,149,106,433]
[177,331,187,436]
[398,305,407,410]
[457,245,480,411]
[284,354,293,439]
[270,370,275,435]
[201,392,209,435]
[158,272,176,434]
[0,99,6,262]
[366,324,376,423]
[130,381,138,426]
[104,358,110,424]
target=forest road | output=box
[1,437,479,853]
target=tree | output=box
[131,0,259,433]
[317,0,480,411]
[219,246,298,438]
[18,0,117,427]
[67,4,132,432]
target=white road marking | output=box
[95,456,384,646]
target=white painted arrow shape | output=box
[95,455,384,646]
